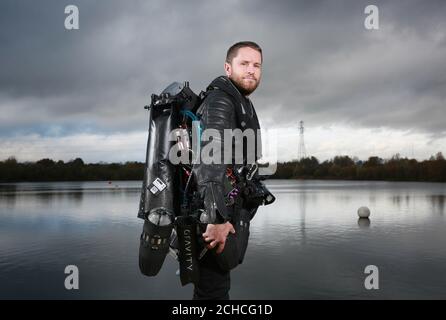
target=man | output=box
[192,41,263,300]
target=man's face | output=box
[225,47,262,96]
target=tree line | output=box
[0,157,143,182]
[1,153,446,182]
[270,152,446,182]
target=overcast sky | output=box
[1,0,445,163]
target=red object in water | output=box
[108,181,112,184]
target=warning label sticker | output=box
[153,178,167,191]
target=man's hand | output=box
[202,222,236,254]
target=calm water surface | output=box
[0,180,445,299]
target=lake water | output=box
[0,180,445,299]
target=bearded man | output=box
[192,41,264,300]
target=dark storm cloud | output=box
[1,0,445,138]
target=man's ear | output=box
[224,62,232,77]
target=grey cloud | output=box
[1,0,445,139]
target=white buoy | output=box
[357,206,371,218]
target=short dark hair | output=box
[226,41,262,64]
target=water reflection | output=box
[298,191,307,245]
[428,194,445,216]
[391,195,402,207]
[1,180,446,299]
[0,181,140,209]
[357,218,371,228]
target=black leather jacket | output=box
[193,76,262,223]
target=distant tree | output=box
[5,156,18,164]
[37,158,55,167]
[333,155,354,167]
[364,156,383,167]
[70,158,85,166]
[294,156,319,177]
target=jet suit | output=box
[192,75,263,300]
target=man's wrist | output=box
[224,221,233,233]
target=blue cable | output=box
[180,110,202,143]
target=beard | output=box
[229,74,260,96]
